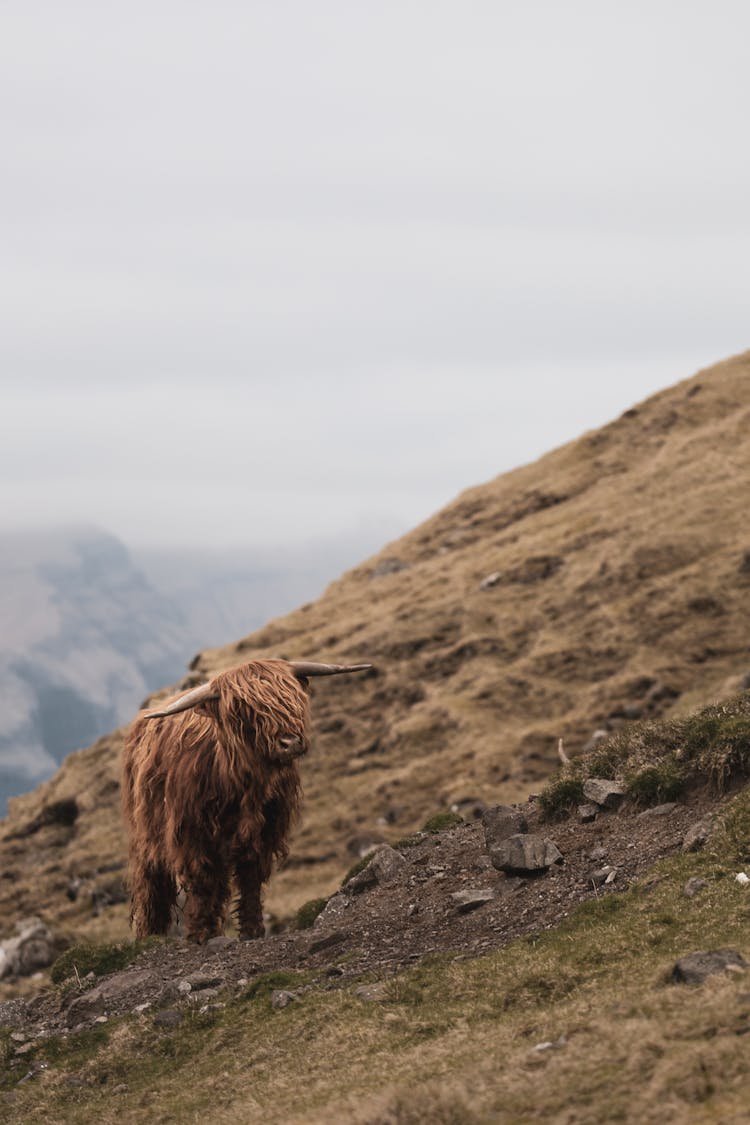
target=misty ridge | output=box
[0,524,391,814]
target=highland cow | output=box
[122,658,371,943]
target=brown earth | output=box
[1,349,750,958]
[0,786,727,1036]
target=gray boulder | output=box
[582,778,626,809]
[670,949,747,985]
[450,888,495,913]
[489,834,563,874]
[344,845,405,894]
[0,918,55,979]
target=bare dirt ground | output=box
[1,787,724,1037]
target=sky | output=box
[1,1,749,551]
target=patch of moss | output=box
[421,811,464,833]
[538,773,585,820]
[240,969,310,1002]
[540,693,750,820]
[50,938,159,984]
[294,897,328,930]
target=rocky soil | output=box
[0,786,729,1054]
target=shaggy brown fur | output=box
[122,660,310,943]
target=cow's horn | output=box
[143,681,219,718]
[288,662,373,678]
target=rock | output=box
[313,892,349,928]
[184,973,223,991]
[589,844,607,861]
[582,779,626,809]
[66,969,159,1026]
[309,930,348,954]
[682,817,714,853]
[450,889,495,913]
[578,804,598,823]
[344,845,405,894]
[479,572,501,590]
[153,1009,184,1028]
[590,866,617,887]
[736,872,750,886]
[683,878,708,898]
[354,983,389,1002]
[489,834,563,874]
[637,803,678,819]
[482,806,529,854]
[271,990,296,1010]
[670,949,747,985]
[205,936,237,952]
[188,988,219,1004]
[0,918,55,979]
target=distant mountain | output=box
[0,527,192,813]
[0,524,402,814]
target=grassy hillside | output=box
[2,708,750,1123]
[1,350,749,943]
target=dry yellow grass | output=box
[2,350,749,942]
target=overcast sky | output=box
[1,2,748,551]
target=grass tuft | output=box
[50,938,159,984]
[294,897,329,930]
[540,692,750,819]
[421,811,464,833]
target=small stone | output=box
[735,872,750,886]
[184,973,222,991]
[204,936,238,952]
[94,1016,108,1024]
[271,990,296,1010]
[153,1009,184,1029]
[671,950,747,985]
[589,844,607,862]
[325,965,344,978]
[344,846,406,894]
[682,818,714,853]
[14,1042,35,1056]
[590,866,617,888]
[309,930,347,954]
[479,572,501,590]
[582,779,626,809]
[133,1002,152,1014]
[177,980,192,995]
[450,889,495,913]
[637,803,678,819]
[683,878,708,898]
[112,1084,128,1095]
[10,1032,26,1043]
[188,988,219,1004]
[354,983,389,1002]
[489,834,563,874]
[578,804,598,823]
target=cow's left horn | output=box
[288,662,373,678]
[143,680,220,718]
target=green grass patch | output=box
[240,969,310,1002]
[421,811,464,833]
[293,897,328,930]
[50,938,160,984]
[540,692,750,819]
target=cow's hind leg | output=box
[129,860,177,938]
[182,856,230,944]
[233,855,269,940]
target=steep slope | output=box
[1,350,749,939]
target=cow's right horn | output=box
[143,681,219,719]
